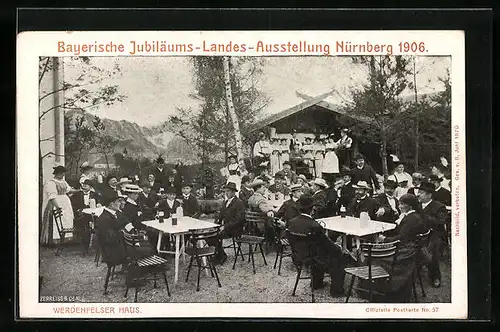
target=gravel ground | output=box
[39,242,451,304]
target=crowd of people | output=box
[41,131,452,303]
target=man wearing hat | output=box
[374,180,400,223]
[269,172,291,198]
[156,186,182,218]
[71,179,102,254]
[121,184,145,230]
[296,174,313,195]
[275,184,303,225]
[179,181,200,218]
[407,172,425,196]
[311,178,329,219]
[210,182,246,265]
[416,181,449,288]
[152,156,168,189]
[248,179,275,218]
[95,193,129,269]
[138,182,159,220]
[429,175,451,207]
[350,154,380,193]
[337,169,355,213]
[287,195,351,297]
[238,175,254,208]
[281,160,297,185]
[348,181,381,221]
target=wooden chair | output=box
[272,220,291,275]
[121,230,171,302]
[96,234,127,296]
[232,210,268,274]
[414,229,432,300]
[184,227,222,292]
[344,240,400,303]
[52,207,74,256]
[285,229,320,303]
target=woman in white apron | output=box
[41,165,79,246]
[388,161,413,199]
[321,135,340,186]
[278,138,290,171]
[220,154,242,192]
[313,137,325,178]
[269,137,281,176]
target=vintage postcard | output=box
[17,30,466,319]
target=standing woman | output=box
[313,136,325,179]
[335,128,353,168]
[388,160,413,199]
[79,162,94,188]
[41,165,80,246]
[278,138,290,171]
[322,134,340,186]
[221,154,242,192]
[269,137,281,176]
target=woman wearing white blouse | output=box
[41,165,80,245]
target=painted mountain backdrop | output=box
[66,109,203,165]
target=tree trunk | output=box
[413,57,420,170]
[222,56,244,164]
[381,139,389,181]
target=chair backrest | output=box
[285,229,319,266]
[245,209,268,235]
[120,230,141,262]
[360,240,400,280]
[186,226,220,255]
[52,207,64,236]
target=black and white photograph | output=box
[37,53,453,305]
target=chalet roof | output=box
[248,92,372,133]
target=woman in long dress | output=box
[269,137,281,176]
[313,137,325,178]
[220,154,242,192]
[278,138,290,171]
[322,135,340,186]
[41,165,79,246]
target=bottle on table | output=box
[176,206,184,218]
[158,211,164,224]
[172,213,178,226]
[340,205,346,218]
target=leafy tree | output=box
[343,55,413,178]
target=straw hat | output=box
[312,178,329,189]
[352,181,371,190]
[122,184,142,193]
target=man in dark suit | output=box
[138,182,158,220]
[337,170,355,213]
[407,172,424,196]
[238,175,253,208]
[71,179,102,254]
[374,180,400,223]
[275,184,302,226]
[311,178,329,219]
[152,156,168,189]
[347,181,380,220]
[287,195,352,297]
[95,193,129,269]
[417,181,449,288]
[350,154,380,193]
[429,175,451,207]
[211,182,246,265]
[179,182,200,218]
[156,186,182,218]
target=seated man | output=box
[275,183,303,227]
[287,195,352,297]
[156,186,182,218]
[238,175,254,208]
[337,170,355,213]
[179,182,200,218]
[121,184,145,230]
[138,182,158,220]
[374,180,400,223]
[71,179,102,254]
[429,175,451,207]
[310,178,329,219]
[95,193,129,268]
[247,178,275,239]
[211,182,246,265]
[269,172,291,199]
